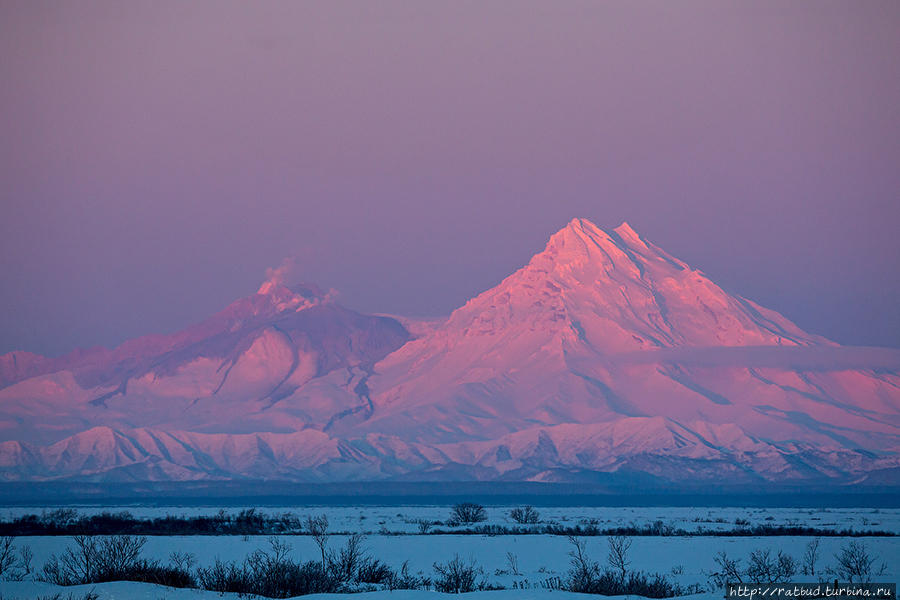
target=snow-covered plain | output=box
[0,582,722,600]
[11,533,900,581]
[4,504,898,533]
[1,505,897,600]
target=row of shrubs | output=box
[429,520,892,538]
[710,538,888,585]
[2,505,891,537]
[1,531,891,597]
[0,508,299,536]
[4,533,434,596]
[0,532,699,597]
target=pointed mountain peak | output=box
[613,221,638,238]
[543,217,641,266]
[252,281,332,315]
[612,221,650,251]
[564,217,603,237]
[252,258,336,313]
[548,217,605,247]
[548,218,660,263]
[555,217,644,248]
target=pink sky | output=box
[1,1,898,356]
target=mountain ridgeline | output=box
[1,219,898,488]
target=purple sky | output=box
[1,1,899,357]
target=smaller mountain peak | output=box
[539,218,627,270]
[253,276,331,315]
[257,280,281,296]
[551,218,604,245]
[612,221,649,250]
[257,257,304,296]
[565,217,602,233]
[613,221,638,238]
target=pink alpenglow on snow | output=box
[1,219,898,486]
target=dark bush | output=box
[711,546,803,587]
[388,560,429,591]
[39,536,194,587]
[0,535,32,580]
[33,592,99,600]
[433,554,483,593]
[450,503,487,525]
[196,558,252,594]
[746,548,796,583]
[101,559,195,587]
[509,506,541,524]
[571,567,685,597]
[196,538,340,598]
[41,535,148,585]
[235,508,266,534]
[264,561,340,597]
[567,536,601,592]
[357,556,393,584]
[566,536,684,598]
[328,533,365,582]
[834,540,878,584]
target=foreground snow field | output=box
[1,581,723,600]
[1,505,897,600]
[10,534,900,583]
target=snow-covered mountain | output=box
[0,282,411,445]
[2,219,898,487]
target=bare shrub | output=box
[329,533,366,582]
[40,534,193,587]
[777,552,797,581]
[433,554,483,593]
[745,548,796,583]
[305,514,330,568]
[0,536,18,580]
[711,551,743,587]
[42,535,144,584]
[746,549,775,583]
[97,535,146,577]
[34,593,99,600]
[41,540,89,585]
[509,506,541,524]
[450,503,487,525]
[567,536,684,597]
[388,560,427,591]
[168,550,196,572]
[607,535,632,581]
[357,556,393,584]
[834,540,877,584]
[567,536,601,592]
[18,544,34,579]
[415,519,432,534]
[0,536,32,581]
[197,538,339,598]
[245,536,294,594]
[43,508,79,529]
[802,538,821,577]
[195,558,251,594]
[711,547,798,587]
[235,508,266,534]
[506,552,521,576]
